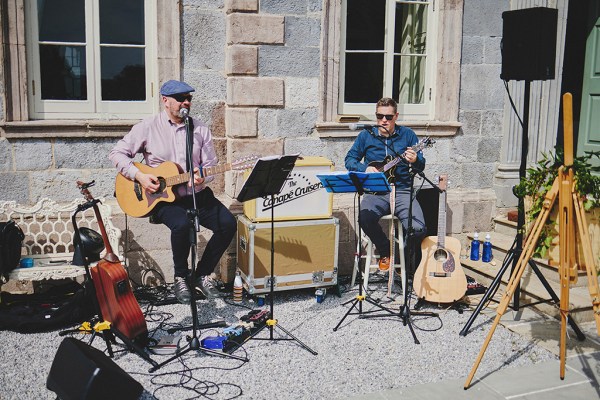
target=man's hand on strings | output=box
[135,171,160,193]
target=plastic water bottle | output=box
[482,234,493,262]
[233,270,243,303]
[470,232,480,261]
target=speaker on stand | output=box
[47,337,143,400]
[500,7,558,81]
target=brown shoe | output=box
[378,256,390,271]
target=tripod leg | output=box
[528,258,585,340]
[459,250,514,336]
[465,179,558,389]
[274,324,318,355]
[573,192,600,335]
[333,297,361,331]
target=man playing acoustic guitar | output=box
[109,80,235,304]
[345,97,427,272]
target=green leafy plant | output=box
[513,147,600,257]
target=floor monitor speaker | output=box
[47,338,143,400]
[500,7,558,81]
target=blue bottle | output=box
[482,234,493,262]
[470,232,480,261]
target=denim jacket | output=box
[344,125,426,189]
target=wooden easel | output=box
[464,93,600,388]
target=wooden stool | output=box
[351,215,404,292]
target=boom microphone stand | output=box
[150,110,247,372]
[398,166,438,344]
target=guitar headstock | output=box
[76,180,96,202]
[438,174,448,191]
[232,155,259,171]
[413,137,435,152]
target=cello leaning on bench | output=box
[77,181,148,344]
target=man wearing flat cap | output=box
[110,79,235,304]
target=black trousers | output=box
[153,188,236,278]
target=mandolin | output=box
[367,137,434,182]
[412,174,467,303]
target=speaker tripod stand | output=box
[464,93,600,388]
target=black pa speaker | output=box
[500,7,558,81]
[47,338,143,400]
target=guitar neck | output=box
[165,163,233,188]
[437,191,446,248]
[91,203,119,263]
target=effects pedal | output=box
[148,333,182,355]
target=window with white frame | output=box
[26,0,157,120]
[339,0,435,120]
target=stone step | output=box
[461,257,596,324]
[493,216,518,236]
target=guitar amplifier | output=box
[236,215,339,294]
[242,156,334,222]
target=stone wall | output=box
[0,0,514,284]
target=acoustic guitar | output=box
[412,174,467,303]
[367,137,434,182]
[77,181,148,343]
[115,156,257,217]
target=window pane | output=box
[344,53,383,103]
[38,0,85,42]
[39,44,87,100]
[100,0,145,45]
[346,0,385,50]
[101,47,146,101]
[395,2,427,54]
[394,55,425,104]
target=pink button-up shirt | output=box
[109,110,217,197]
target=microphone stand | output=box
[150,111,247,372]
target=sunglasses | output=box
[376,113,395,121]
[169,94,193,102]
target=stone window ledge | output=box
[0,120,139,138]
[315,120,462,138]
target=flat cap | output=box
[160,80,195,96]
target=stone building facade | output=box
[0,0,577,282]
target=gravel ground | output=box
[0,279,557,400]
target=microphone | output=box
[348,123,379,131]
[179,108,189,118]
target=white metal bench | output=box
[0,198,121,282]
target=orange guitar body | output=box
[90,260,148,342]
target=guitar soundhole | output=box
[156,178,166,193]
[434,248,447,262]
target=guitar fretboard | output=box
[164,164,233,188]
[437,191,446,248]
[436,175,448,248]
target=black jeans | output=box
[153,188,236,278]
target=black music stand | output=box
[237,154,317,355]
[317,171,398,331]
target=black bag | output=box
[0,281,94,333]
[0,220,25,280]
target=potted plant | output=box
[513,147,600,265]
